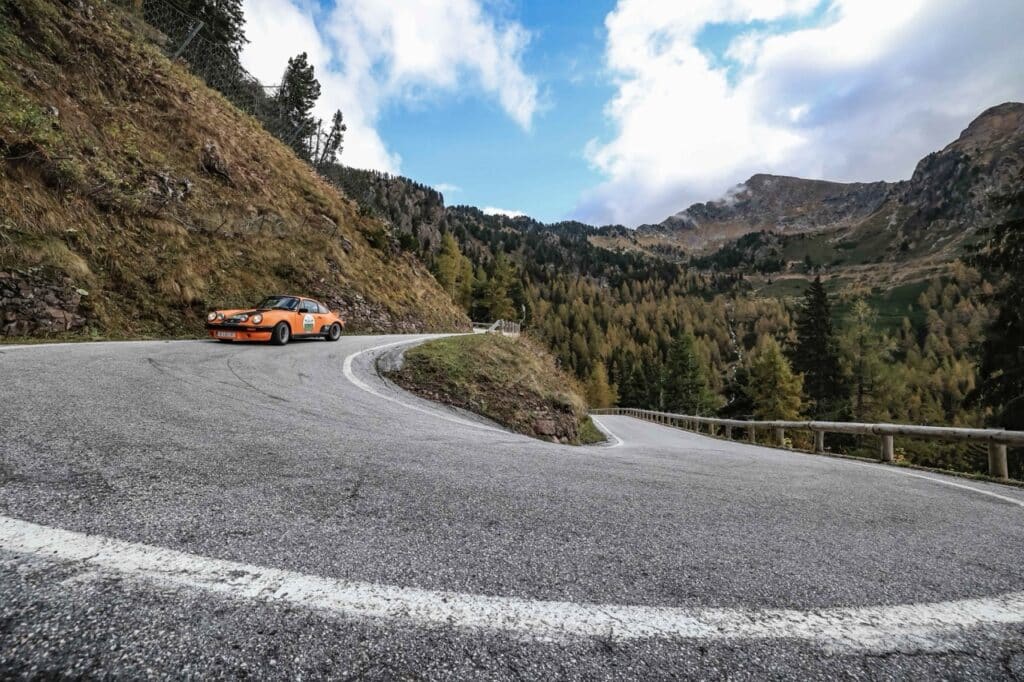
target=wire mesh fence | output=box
[119,0,310,159]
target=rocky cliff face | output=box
[884,102,1024,237]
[644,102,1024,256]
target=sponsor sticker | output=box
[303,313,315,332]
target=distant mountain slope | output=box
[638,102,1024,259]
[0,0,468,338]
[639,175,892,251]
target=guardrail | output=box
[471,320,521,337]
[590,407,1024,480]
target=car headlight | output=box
[238,314,248,322]
[251,314,263,324]
[207,312,217,321]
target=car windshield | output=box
[255,296,299,310]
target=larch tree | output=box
[839,300,892,421]
[433,232,462,298]
[746,335,803,420]
[586,363,618,408]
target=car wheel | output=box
[327,322,342,341]
[271,322,291,346]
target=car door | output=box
[297,299,318,335]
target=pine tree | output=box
[616,355,645,408]
[313,110,346,169]
[183,0,247,56]
[275,53,321,160]
[746,336,803,420]
[662,332,714,415]
[586,363,618,408]
[792,276,846,418]
[970,185,1024,429]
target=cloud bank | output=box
[576,0,1024,226]
[240,0,538,173]
[482,207,526,218]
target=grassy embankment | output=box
[387,334,605,445]
[0,0,468,339]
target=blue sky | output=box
[376,1,616,222]
[241,0,1024,226]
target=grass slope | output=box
[0,0,468,338]
[388,334,605,445]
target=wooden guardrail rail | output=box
[589,408,1024,480]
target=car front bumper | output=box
[205,323,274,342]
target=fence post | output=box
[171,20,205,60]
[775,427,786,447]
[880,435,894,462]
[988,443,1009,480]
[814,430,825,453]
[748,425,756,443]
[725,425,732,440]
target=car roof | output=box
[266,294,323,304]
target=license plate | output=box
[216,331,236,339]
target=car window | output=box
[316,302,329,314]
[257,296,298,310]
[299,300,317,313]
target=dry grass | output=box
[388,334,604,445]
[0,0,468,337]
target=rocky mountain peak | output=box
[945,102,1024,156]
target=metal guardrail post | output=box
[597,407,1021,481]
[881,435,895,463]
[989,443,1009,480]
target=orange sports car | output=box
[205,295,345,345]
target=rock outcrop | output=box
[1,269,89,337]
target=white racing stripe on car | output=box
[3,514,1024,652]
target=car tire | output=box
[327,322,342,341]
[271,322,291,346]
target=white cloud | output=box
[577,0,1024,226]
[433,183,462,193]
[240,0,538,172]
[482,207,525,218]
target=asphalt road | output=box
[2,335,1024,679]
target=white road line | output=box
[610,415,1024,508]
[2,515,1022,653]
[589,416,623,448]
[843,459,1024,509]
[341,337,506,434]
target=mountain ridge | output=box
[636,102,1024,257]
